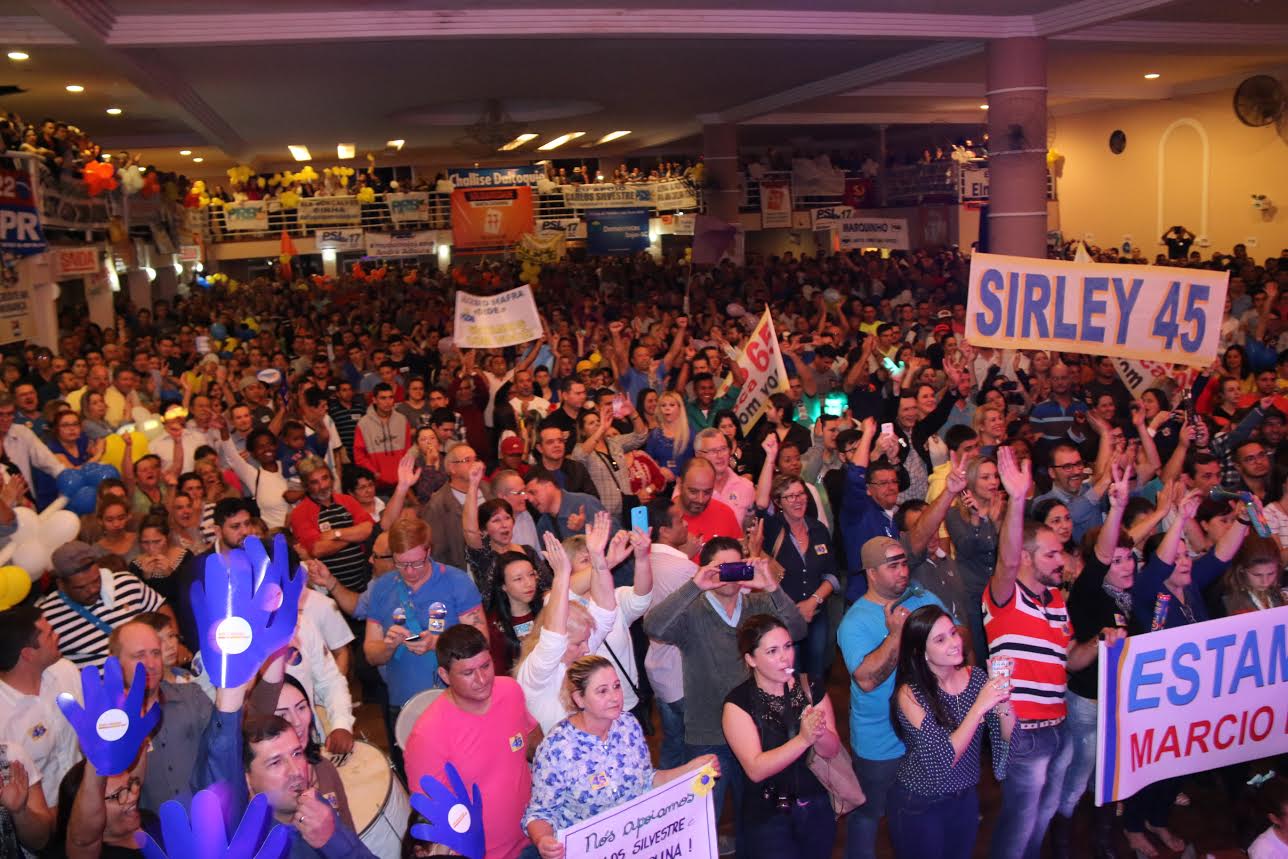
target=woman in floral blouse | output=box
[522,655,718,858]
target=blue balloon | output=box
[57,469,85,497]
[85,463,117,484]
[68,486,98,515]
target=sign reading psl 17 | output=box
[965,253,1229,366]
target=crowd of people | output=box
[0,240,1286,859]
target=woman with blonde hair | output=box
[946,455,1001,664]
[642,390,692,484]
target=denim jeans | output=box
[989,721,1074,859]
[1057,690,1099,817]
[844,754,902,859]
[686,742,746,853]
[795,610,831,699]
[888,784,980,859]
[658,698,686,770]
[745,793,836,859]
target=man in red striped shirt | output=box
[986,447,1123,859]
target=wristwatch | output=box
[812,593,824,605]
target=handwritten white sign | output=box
[453,285,543,348]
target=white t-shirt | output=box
[300,589,356,652]
[1250,827,1288,859]
[0,659,83,806]
[573,587,652,713]
[515,601,616,734]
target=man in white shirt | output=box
[154,405,209,475]
[0,393,64,493]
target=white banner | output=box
[560,179,697,211]
[535,217,585,239]
[809,205,855,230]
[51,246,101,279]
[836,216,910,250]
[223,200,268,231]
[960,166,990,201]
[298,196,361,225]
[364,230,436,258]
[726,308,789,430]
[386,192,430,225]
[315,227,365,251]
[557,763,717,859]
[454,285,543,348]
[1113,357,1200,401]
[759,179,792,229]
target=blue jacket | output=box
[840,464,899,601]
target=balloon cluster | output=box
[226,164,254,186]
[356,186,376,204]
[58,463,121,515]
[1,500,82,582]
[84,161,118,196]
[324,166,355,187]
[278,189,301,209]
[119,168,144,195]
[295,165,319,183]
[0,564,31,609]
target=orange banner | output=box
[451,186,534,252]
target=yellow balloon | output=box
[100,432,150,471]
[0,565,31,609]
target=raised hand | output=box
[995,445,1031,501]
[467,460,486,487]
[409,764,487,859]
[1107,461,1133,509]
[945,460,968,496]
[541,531,571,580]
[605,530,633,569]
[566,504,587,534]
[761,432,779,463]
[136,790,290,859]
[189,534,303,689]
[57,658,160,776]
[583,510,611,556]
[0,760,30,814]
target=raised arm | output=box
[582,510,617,611]
[989,445,1033,607]
[907,459,967,556]
[754,433,781,510]
[1094,462,1131,564]
[461,460,486,550]
[540,532,572,634]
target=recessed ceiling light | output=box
[1144,72,1161,80]
[596,131,632,144]
[336,143,355,160]
[105,107,122,115]
[386,139,405,151]
[179,150,192,156]
[192,157,204,163]
[537,132,586,151]
[7,51,29,61]
[979,103,989,110]
[287,145,312,162]
[65,84,84,93]
[498,133,538,152]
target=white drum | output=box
[394,688,444,750]
[336,740,411,859]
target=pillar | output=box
[126,269,151,312]
[985,37,1048,258]
[85,269,115,332]
[19,254,58,351]
[320,249,339,278]
[154,265,178,302]
[702,122,740,224]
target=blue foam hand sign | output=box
[190,534,303,689]
[56,657,160,776]
[410,763,486,859]
[135,790,290,859]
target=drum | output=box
[336,740,411,859]
[394,688,444,750]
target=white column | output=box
[20,254,58,350]
[126,269,151,311]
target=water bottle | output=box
[428,601,448,635]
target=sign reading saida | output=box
[451,187,534,252]
[965,253,1229,367]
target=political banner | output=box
[759,179,792,229]
[1112,357,1200,401]
[727,308,790,430]
[560,180,697,211]
[386,192,430,225]
[836,216,910,251]
[454,285,543,348]
[652,179,699,211]
[0,168,45,256]
[810,206,855,230]
[586,208,650,256]
[960,166,990,201]
[0,278,35,345]
[1096,607,1288,804]
[364,230,436,259]
[446,166,546,188]
[298,196,361,226]
[315,227,365,252]
[223,201,269,231]
[51,247,101,279]
[535,217,585,240]
[843,177,875,208]
[965,253,1229,367]
[557,763,718,859]
[451,187,534,252]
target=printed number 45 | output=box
[1152,282,1210,353]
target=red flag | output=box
[279,230,298,281]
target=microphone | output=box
[1208,488,1272,538]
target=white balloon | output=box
[41,510,81,546]
[13,506,38,537]
[11,541,52,581]
[132,406,153,424]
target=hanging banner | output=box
[386,192,430,225]
[810,206,855,230]
[965,253,1229,367]
[1113,358,1201,401]
[726,308,790,430]
[450,187,534,252]
[315,227,365,252]
[0,168,45,256]
[586,208,650,256]
[298,196,361,225]
[453,285,543,348]
[960,167,990,201]
[446,166,546,188]
[535,217,585,240]
[557,763,718,859]
[759,179,792,229]
[51,247,101,279]
[178,244,202,264]
[364,230,436,258]
[223,201,269,231]
[843,177,875,208]
[653,179,700,210]
[836,216,910,251]
[560,180,697,211]
[0,276,35,345]
[1096,607,1288,805]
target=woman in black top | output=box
[722,614,842,859]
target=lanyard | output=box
[57,590,113,636]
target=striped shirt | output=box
[290,492,373,592]
[983,581,1071,722]
[36,572,165,668]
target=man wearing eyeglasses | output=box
[1030,442,1105,543]
[692,427,754,525]
[421,443,487,570]
[840,419,904,603]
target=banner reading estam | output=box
[966,253,1229,367]
[558,763,718,859]
[454,285,543,349]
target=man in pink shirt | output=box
[405,625,542,859]
[693,427,755,524]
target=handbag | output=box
[801,681,866,816]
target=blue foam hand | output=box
[409,763,486,859]
[56,657,160,776]
[190,534,303,689]
[135,790,290,859]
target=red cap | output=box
[500,437,525,456]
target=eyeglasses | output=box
[394,556,429,571]
[868,479,898,487]
[502,488,528,496]
[697,446,729,455]
[448,456,477,466]
[105,777,142,805]
[778,492,808,503]
[1052,461,1085,471]
[1241,450,1269,462]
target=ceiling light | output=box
[498,133,538,152]
[287,145,312,162]
[596,131,631,144]
[192,157,204,163]
[336,143,355,160]
[7,51,29,61]
[1144,72,1161,80]
[537,132,586,151]
[979,103,989,110]
[179,149,192,156]
[65,84,84,93]
[386,139,405,151]
[105,107,122,115]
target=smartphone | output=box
[880,422,894,437]
[630,505,649,534]
[612,393,630,419]
[404,632,422,643]
[717,561,755,582]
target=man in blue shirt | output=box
[1030,442,1105,543]
[525,467,610,541]
[838,536,944,859]
[840,419,902,602]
